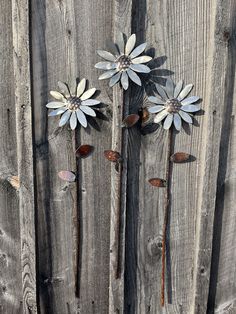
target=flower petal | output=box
[80,105,96,117]
[50,91,65,100]
[129,64,151,73]
[99,70,118,80]
[81,99,100,106]
[155,84,168,100]
[46,101,65,109]
[148,96,165,104]
[80,88,96,100]
[179,110,193,123]
[177,84,193,101]
[76,109,87,128]
[181,104,200,113]
[121,71,129,90]
[181,96,200,105]
[129,43,147,59]
[70,112,77,130]
[163,114,173,130]
[132,56,152,64]
[48,108,67,116]
[125,34,136,55]
[154,110,168,123]
[59,110,71,127]
[165,78,174,98]
[58,81,70,96]
[109,72,121,87]
[117,32,124,54]
[148,105,165,113]
[174,80,183,98]
[97,50,116,61]
[95,62,117,70]
[127,69,141,86]
[76,78,86,97]
[173,113,182,131]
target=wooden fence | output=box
[0,0,235,313]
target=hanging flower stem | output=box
[161,127,173,307]
[109,85,129,290]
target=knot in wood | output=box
[147,238,162,257]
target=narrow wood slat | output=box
[133,0,215,313]
[11,0,37,312]
[0,1,22,312]
[74,0,113,312]
[31,0,79,312]
[193,0,236,312]
[109,1,133,312]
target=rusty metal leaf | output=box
[104,150,121,162]
[170,152,190,163]
[122,114,140,128]
[148,178,166,187]
[76,144,94,158]
[140,107,150,123]
[58,170,76,182]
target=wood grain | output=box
[0,1,22,313]
[74,0,113,312]
[12,0,37,312]
[31,0,78,312]
[130,0,216,313]
[206,1,236,313]
[109,1,133,313]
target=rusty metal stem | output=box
[161,128,172,307]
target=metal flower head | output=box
[46,79,100,130]
[95,33,152,90]
[148,79,201,131]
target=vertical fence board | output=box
[74,0,113,312]
[192,0,236,312]
[31,0,78,312]
[0,1,22,313]
[207,1,236,313]
[12,0,37,312]
[128,0,216,313]
[109,1,133,313]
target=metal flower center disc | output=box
[116,55,131,71]
[165,99,182,113]
[67,96,81,111]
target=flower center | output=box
[66,96,81,111]
[116,55,131,71]
[165,99,182,113]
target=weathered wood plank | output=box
[74,0,113,312]
[125,0,216,313]
[31,0,78,312]
[206,1,236,313]
[109,1,133,313]
[0,1,22,313]
[12,0,37,312]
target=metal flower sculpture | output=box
[95,33,152,90]
[46,79,100,130]
[148,78,200,131]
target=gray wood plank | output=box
[124,0,217,313]
[0,1,22,313]
[206,1,236,313]
[73,0,113,312]
[31,0,79,312]
[109,1,133,313]
[12,0,37,312]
